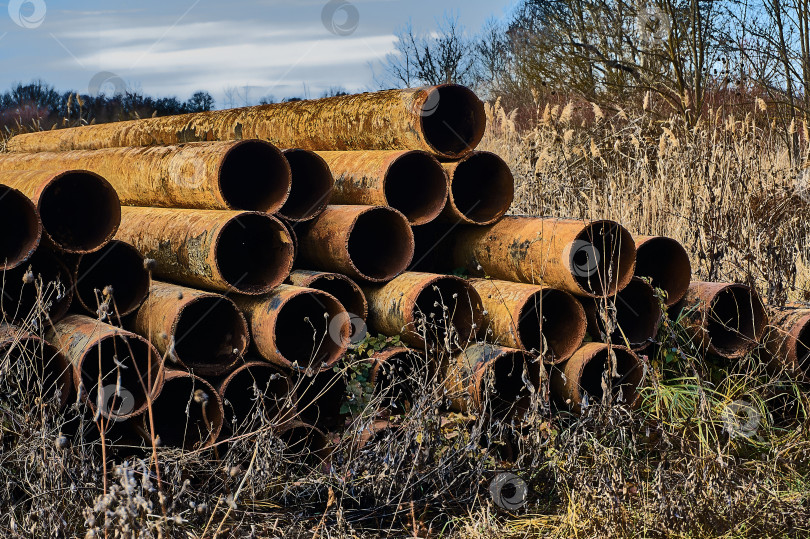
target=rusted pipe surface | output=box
[0,323,71,408]
[2,248,73,323]
[219,360,296,432]
[439,151,514,225]
[73,240,150,317]
[764,306,810,378]
[288,270,368,321]
[634,236,691,306]
[0,184,41,270]
[277,149,333,221]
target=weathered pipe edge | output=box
[634,235,692,306]
[297,205,414,283]
[278,217,299,261]
[116,207,294,295]
[470,278,587,364]
[235,284,351,372]
[317,150,449,226]
[218,360,297,433]
[288,269,368,323]
[0,323,72,409]
[7,84,486,159]
[550,342,643,414]
[368,347,429,411]
[277,149,334,222]
[73,240,151,317]
[446,343,542,420]
[764,306,810,379]
[439,151,515,226]
[363,272,484,351]
[2,248,73,323]
[137,370,223,449]
[0,140,292,213]
[0,169,121,254]
[46,315,164,421]
[134,281,249,376]
[674,281,767,359]
[581,277,663,352]
[0,184,41,270]
[449,216,637,298]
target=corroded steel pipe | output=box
[316,150,448,225]
[449,217,636,298]
[634,236,691,306]
[0,323,71,408]
[550,342,643,413]
[46,315,164,420]
[115,207,294,294]
[368,347,429,412]
[138,370,223,449]
[470,279,586,363]
[581,277,663,351]
[73,240,150,317]
[134,281,249,376]
[765,307,810,379]
[288,270,368,321]
[297,205,414,282]
[277,149,333,222]
[364,272,484,351]
[0,140,291,213]
[0,169,120,253]
[0,184,41,269]
[276,420,331,465]
[295,368,347,427]
[675,281,767,359]
[2,248,73,322]
[8,85,486,159]
[445,343,541,420]
[235,284,350,372]
[219,360,296,432]
[439,151,514,225]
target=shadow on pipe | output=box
[219,360,296,433]
[369,347,429,413]
[634,236,692,306]
[582,277,663,351]
[0,185,41,270]
[278,149,333,222]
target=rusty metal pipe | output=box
[134,281,249,376]
[0,169,120,254]
[675,281,767,359]
[219,360,296,432]
[288,270,368,322]
[0,140,291,213]
[449,217,636,298]
[2,248,73,322]
[297,205,414,282]
[277,149,333,222]
[8,85,486,159]
[550,342,643,413]
[235,284,350,372]
[316,150,448,225]
[765,307,810,379]
[295,368,347,428]
[276,420,331,465]
[0,185,41,270]
[634,236,691,306]
[73,240,150,317]
[364,272,484,351]
[0,323,71,408]
[445,343,541,420]
[46,315,164,420]
[439,151,514,225]
[581,277,663,352]
[115,207,294,294]
[470,279,586,363]
[368,347,429,412]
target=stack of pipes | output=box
[1,84,801,460]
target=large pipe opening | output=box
[578,347,642,407]
[519,289,585,362]
[148,373,223,449]
[384,152,448,225]
[706,285,766,358]
[347,207,414,282]
[570,221,635,296]
[0,185,40,270]
[635,237,692,306]
[215,213,293,294]
[219,140,291,213]
[0,332,70,408]
[220,362,293,431]
[296,369,346,427]
[37,171,120,253]
[278,149,333,221]
[612,279,661,350]
[413,277,480,350]
[75,240,150,317]
[480,351,540,420]
[173,296,248,373]
[796,321,810,375]
[448,152,514,225]
[2,250,73,322]
[274,291,349,370]
[300,273,367,322]
[419,85,486,157]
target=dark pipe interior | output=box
[150,375,222,449]
[384,152,448,225]
[174,296,247,370]
[373,350,426,412]
[220,141,291,212]
[275,292,346,369]
[76,240,150,316]
[420,85,486,156]
[484,352,539,419]
[278,150,333,221]
[579,348,642,406]
[306,274,367,320]
[635,237,692,305]
[296,369,346,426]
[610,279,661,348]
[573,222,635,296]
[796,321,810,375]
[216,214,293,293]
[347,208,413,281]
[707,286,766,356]
[414,278,478,350]
[2,250,72,322]
[279,424,329,465]
[519,289,584,361]
[0,337,69,407]
[0,186,39,268]
[450,152,514,224]
[222,363,292,430]
[38,172,121,252]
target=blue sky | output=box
[0,0,516,108]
